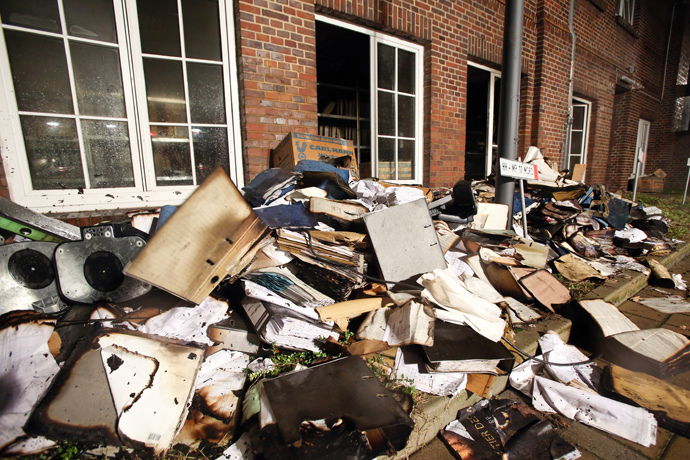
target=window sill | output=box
[587,0,606,12]
[615,16,639,38]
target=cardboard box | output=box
[271,132,358,178]
[636,168,666,193]
[465,372,509,398]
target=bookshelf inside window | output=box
[317,83,371,174]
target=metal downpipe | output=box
[495,0,525,222]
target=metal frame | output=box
[315,15,424,184]
[0,0,243,212]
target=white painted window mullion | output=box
[219,0,242,186]
[176,0,197,186]
[56,0,91,189]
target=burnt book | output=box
[421,320,513,374]
[240,296,337,353]
[605,328,690,378]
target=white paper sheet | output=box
[509,334,657,448]
[532,376,657,447]
[382,301,434,346]
[140,296,229,345]
[636,295,690,314]
[419,268,506,342]
[0,321,60,450]
[393,348,467,397]
[578,299,640,337]
[214,431,254,460]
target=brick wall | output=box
[237,0,679,191]
[238,0,540,188]
[1,0,684,217]
[666,5,690,190]
[236,0,320,182]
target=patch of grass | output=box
[247,344,330,381]
[554,274,602,299]
[365,353,421,401]
[626,190,690,241]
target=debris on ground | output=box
[1,138,688,459]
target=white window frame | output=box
[0,0,243,213]
[315,15,424,184]
[566,98,591,172]
[616,0,635,26]
[467,62,501,179]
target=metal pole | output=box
[683,158,690,204]
[495,0,525,225]
[632,148,643,202]
[519,178,528,237]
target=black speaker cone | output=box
[83,251,124,292]
[8,249,55,289]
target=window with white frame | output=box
[315,16,424,183]
[616,0,635,25]
[0,0,242,212]
[566,99,591,173]
[465,63,501,180]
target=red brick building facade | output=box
[0,0,688,220]
[237,0,688,191]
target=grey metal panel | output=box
[0,241,67,315]
[363,198,447,287]
[0,197,81,241]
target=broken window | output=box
[465,63,501,181]
[616,0,635,26]
[566,99,591,175]
[0,0,242,212]
[315,16,424,183]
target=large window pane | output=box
[71,43,126,118]
[81,120,134,188]
[378,137,395,180]
[398,139,414,180]
[378,44,395,90]
[0,0,61,33]
[151,126,192,186]
[63,0,117,43]
[378,91,394,136]
[398,95,414,138]
[570,131,583,157]
[398,49,414,94]
[21,116,84,190]
[137,0,181,57]
[5,31,73,113]
[187,63,225,124]
[143,58,187,123]
[573,105,585,130]
[182,0,221,61]
[193,127,228,183]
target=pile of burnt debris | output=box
[1,146,689,460]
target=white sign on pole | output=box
[499,158,538,181]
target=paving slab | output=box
[619,300,671,322]
[661,434,690,459]
[394,243,690,460]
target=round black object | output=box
[8,248,55,289]
[83,251,124,292]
